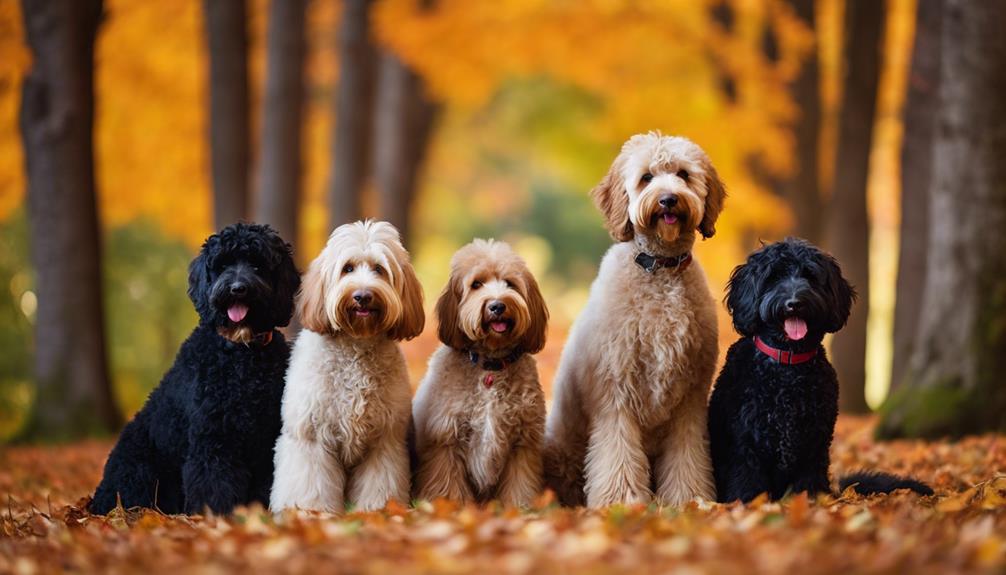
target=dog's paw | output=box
[586,484,653,508]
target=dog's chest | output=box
[458,370,525,490]
[601,274,697,422]
[318,348,394,465]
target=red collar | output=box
[753,336,818,365]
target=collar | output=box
[468,348,523,388]
[254,330,274,347]
[753,336,818,365]
[634,251,692,273]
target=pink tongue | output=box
[227,304,248,323]
[784,317,808,341]
[490,321,508,333]
[663,213,678,224]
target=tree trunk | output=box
[373,53,437,244]
[825,0,885,414]
[328,0,376,230]
[18,0,120,439]
[782,0,823,244]
[204,0,250,229]
[255,0,306,244]
[878,0,1006,439]
[890,0,941,392]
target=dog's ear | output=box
[389,258,426,341]
[725,252,769,337]
[269,231,302,328]
[517,268,549,355]
[435,272,469,350]
[187,246,214,324]
[590,160,633,242]
[297,258,334,335]
[699,161,726,239]
[822,252,856,333]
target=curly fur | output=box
[89,223,300,514]
[413,240,548,506]
[709,238,929,502]
[270,220,424,513]
[544,133,725,507]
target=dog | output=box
[412,239,549,506]
[544,132,726,507]
[270,220,424,513]
[708,238,932,502]
[89,223,300,515]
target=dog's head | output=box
[726,238,855,345]
[435,239,548,355]
[188,223,300,343]
[591,132,726,244]
[297,220,424,340]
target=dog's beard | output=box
[327,282,401,338]
[632,188,703,244]
[458,293,529,353]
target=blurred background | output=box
[0,0,1003,443]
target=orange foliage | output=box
[2,417,1005,573]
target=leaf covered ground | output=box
[0,417,1004,574]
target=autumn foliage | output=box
[1,417,1004,573]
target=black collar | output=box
[468,348,523,371]
[634,251,692,273]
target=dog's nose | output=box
[353,290,373,305]
[785,298,802,312]
[488,301,506,315]
[230,282,247,296]
[659,195,678,208]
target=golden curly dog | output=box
[270,220,424,512]
[544,133,726,507]
[413,239,549,506]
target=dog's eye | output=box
[640,173,653,184]
[504,279,514,288]
[342,264,354,274]
[471,280,483,290]
[373,265,385,276]
[676,169,690,181]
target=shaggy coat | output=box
[270,221,424,512]
[544,133,726,507]
[90,223,300,515]
[709,239,931,501]
[413,240,548,506]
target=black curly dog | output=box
[89,223,300,515]
[708,238,932,503]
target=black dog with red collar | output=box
[708,239,931,502]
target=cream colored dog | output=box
[544,133,726,507]
[413,240,548,506]
[270,220,424,512]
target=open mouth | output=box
[652,208,681,226]
[484,318,514,334]
[783,317,808,341]
[353,306,379,318]
[227,303,249,323]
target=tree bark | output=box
[878,0,1006,438]
[782,0,823,244]
[373,53,437,244]
[204,0,250,229]
[328,0,377,230]
[825,0,885,414]
[890,0,941,392]
[18,0,120,439]
[255,0,307,244]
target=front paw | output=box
[586,483,653,508]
